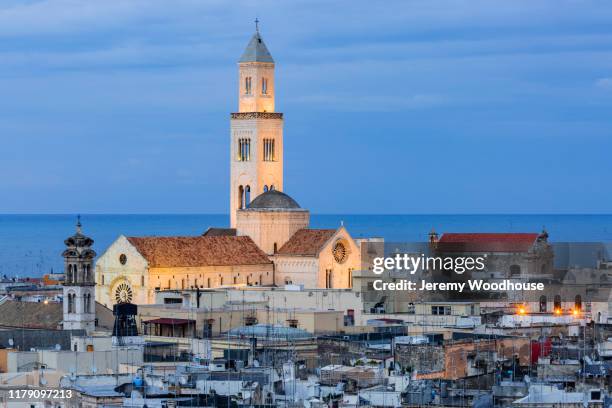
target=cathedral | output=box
[95,26,361,307]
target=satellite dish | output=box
[8,338,14,347]
[55,344,61,351]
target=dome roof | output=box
[247,190,301,210]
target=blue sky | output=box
[0,0,611,214]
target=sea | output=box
[0,214,611,277]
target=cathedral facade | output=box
[95,26,361,307]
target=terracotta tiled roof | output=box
[0,301,114,330]
[437,233,540,253]
[277,229,337,256]
[126,236,272,268]
[0,300,63,330]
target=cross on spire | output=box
[255,18,259,33]
[76,214,82,233]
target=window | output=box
[245,185,251,207]
[263,185,269,192]
[325,269,332,289]
[238,138,251,161]
[263,138,275,161]
[574,295,582,311]
[348,268,353,289]
[554,295,561,312]
[509,265,521,277]
[101,274,104,285]
[207,278,211,288]
[262,77,268,95]
[84,294,91,313]
[539,295,547,312]
[220,277,224,285]
[233,276,237,284]
[245,76,252,95]
[431,306,452,315]
[67,293,75,313]
[141,276,145,286]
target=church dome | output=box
[247,190,301,210]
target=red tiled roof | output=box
[126,236,272,268]
[437,233,540,253]
[277,229,337,256]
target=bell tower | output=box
[230,21,284,227]
[62,216,96,333]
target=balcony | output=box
[231,112,283,120]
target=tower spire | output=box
[255,17,259,33]
[76,214,82,234]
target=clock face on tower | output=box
[114,283,133,304]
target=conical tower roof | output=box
[239,30,274,63]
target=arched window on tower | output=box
[238,185,244,209]
[67,293,74,313]
[263,139,275,161]
[263,185,268,193]
[238,138,251,161]
[262,77,268,95]
[245,76,252,95]
[270,185,275,190]
[245,185,251,207]
[67,265,73,284]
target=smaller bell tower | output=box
[62,216,97,333]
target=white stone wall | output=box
[236,209,309,254]
[63,285,95,332]
[96,236,275,306]
[95,235,149,307]
[230,117,284,227]
[238,62,275,113]
[316,227,362,289]
[274,256,320,287]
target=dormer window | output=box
[262,77,268,95]
[245,76,252,95]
